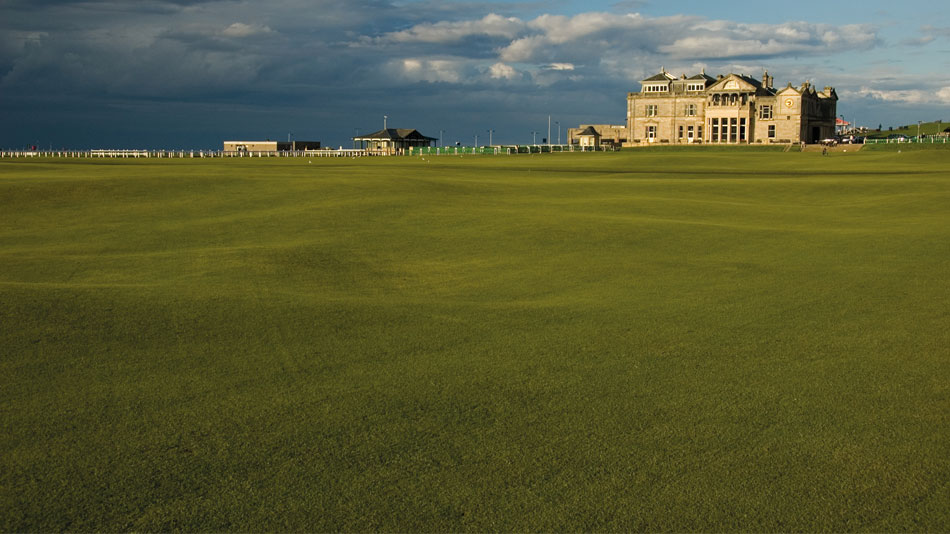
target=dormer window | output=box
[686,83,705,92]
[643,84,668,93]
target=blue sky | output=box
[1,0,948,149]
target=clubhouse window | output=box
[712,118,744,142]
[646,104,658,117]
[685,104,697,117]
[646,126,657,139]
[768,124,776,138]
[759,105,773,120]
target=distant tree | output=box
[877,124,882,131]
[888,126,893,131]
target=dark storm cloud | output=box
[0,0,910,149]
[0,0,400,100]
[0,1,885,101]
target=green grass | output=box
[2,150,949,531]
[862,141,950,151]
[866,120,949,138]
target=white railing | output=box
[864,136,949,144]
[0,148,392,158]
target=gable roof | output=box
[687,72,716,84]
[577,126,600,136]
[776,84,801,96]
[706,73,776,95]
[708,73,757,91]
[641,71,676,83]
[354,128,436,141]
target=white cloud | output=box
[850,86,950,105]
[661,37,805,59]
[527,13,622,43]
[347,10,885,90]
[221,22,272,38]
[395,58,464,83]
[489,62,519,80]
[488,13,879,70]
[920,25,950,39]
[901,36,936,47]
[498,11,662,61]
[498,35,545,62]
[660,21,877,59]
[380,13,523,44]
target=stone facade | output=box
[223,140,320,153]
[624,69,837,146]
[567,124,627,147]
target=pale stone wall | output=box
[766,91,805,143]
[223,141,279,153]
[622,73,837,147]
[567,125,627,146]
[627,95,707,146]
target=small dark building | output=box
[353,129,437,154]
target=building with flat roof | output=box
[223,140,320,154]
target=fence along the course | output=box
[409,144,616,155]
[0,148,382,158]
[862,136,949,144]
[1,146,600,158]
[5,137,948,158]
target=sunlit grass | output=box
[1,149,949,531]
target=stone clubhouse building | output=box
[570,68,838,147]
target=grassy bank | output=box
[1,150,948,531]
